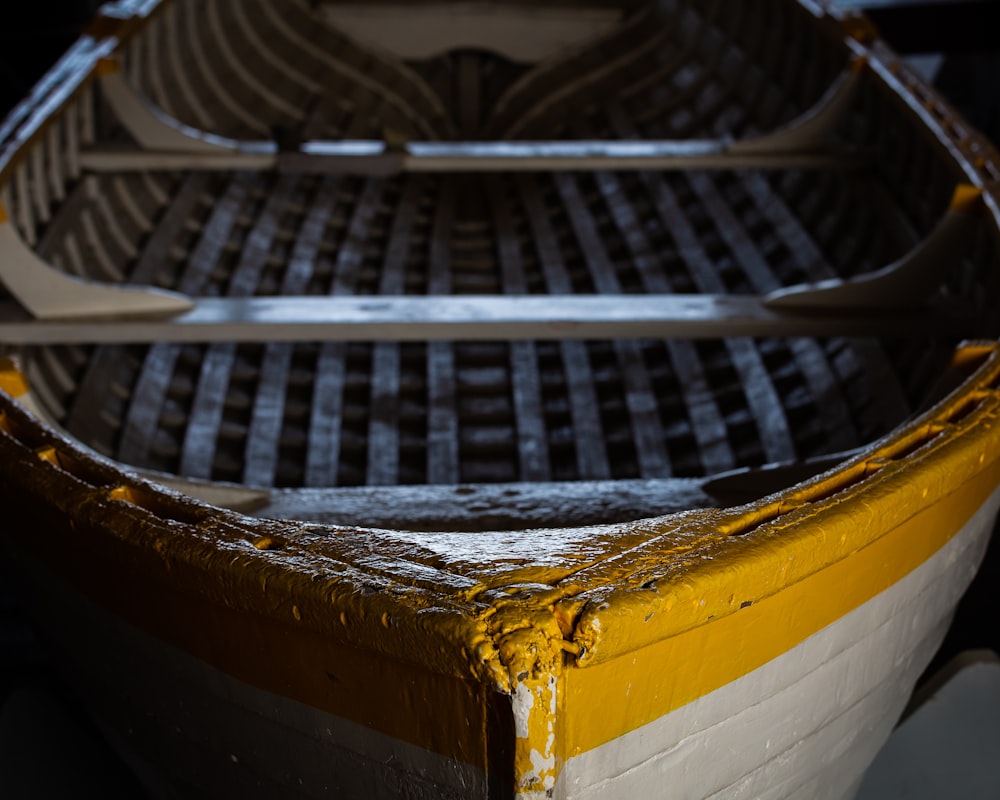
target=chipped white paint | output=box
[512,681,535,739]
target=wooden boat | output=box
[1,0,1000,796]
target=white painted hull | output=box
[558,491,1000,800]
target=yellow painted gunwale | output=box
[564,399,1000,755]
[4,342,1000,766]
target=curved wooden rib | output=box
[97,59,276,158]
[87,60,864,173]
[766,185,985,310]
[0,202,191,320]
[728,60,862,154]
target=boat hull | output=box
[2,0,1000,796]
[558,487,1000,800]
[3,439,998,799]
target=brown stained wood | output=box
[426,178,459,485]
[179,175,300,479]
[489,176,551,482]
[304,178,386,487]
[117,172,253,467]
[516,174,611,480]
[242,176,341,486]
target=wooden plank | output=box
[258,477,714,531]
[730,171,867,451]
[178,175,301,479]
[78,140,868,174]
[242,176,342,486]
[304,178,386,487]
[736,170,912,428]
[572,166,696,478]
[116,172,252,467]
[426,178,459,485]
[490,176,551,482]
[64,173,206,448]
[516,174,611,480]
[366,177,424,486]
[0,294,969,345]
[666,172,798,463]
[556,175,712,477]
[603,105,796,465]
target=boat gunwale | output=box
[3,338,1000,682]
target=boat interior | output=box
[1,0,999,530]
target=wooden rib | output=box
[116,173,252,467]
[735,171,866,449]
[680,171,839,461]
[179,175,300,479]
[493,7,667,139]
[229,1,323,95]
[162,2,218,132]
[252,0,450,139]
[604,105,796,463]
[63,173,206,448]
[737,171,911,428]
[663,177,797,463]
[304,178,386,487]
[242,176,341,486]
[556,176,735,470]
[204,0,306,124]
[490,176,551,482]
[627,1,735,135]
[366,177,424,486]
[180,0,269,136]
[426,178,459,484]
[616,2,722,109]
[549,170,674,474]
[516,174,611,480]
